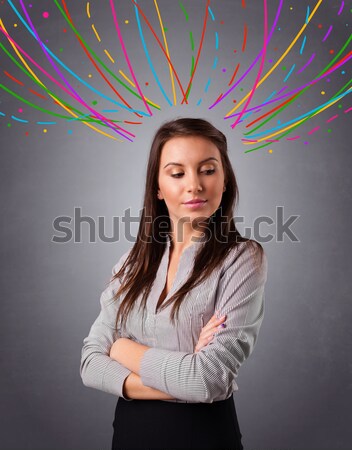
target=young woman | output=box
[80,118,268,449]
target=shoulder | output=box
[220,239,267,283]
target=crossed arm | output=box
[109,338,176,400]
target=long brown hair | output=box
[109,117,264,331]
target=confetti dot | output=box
[18,108,23,113]
[7,123,11,127]
[14,23,18,27]
[233,100,237,103]
[42,12,49,19]
[329,49,334,54]
[59,48,63,52]
[290,6,293,10]
[164,27,168,32]
[125,20,129,24]
[338,104,342,109]
[282,66,287,71]
[274,47,278,51]
[326,78,331,82]
[318,24,323,29]
[25,131,29,136]
[240,88,243,92]
[341,70,345,74]
[268,149,273,154]
[233,50,237,53]
[145,82,149,86]
[63,28,67,33]
[29,4,32,8]
[88,74,92,78]
[68,130,73,135]
[321,91,325,95]
[268,59,273,63]
[304,141,308,145]
[327,129,332,133]
[277,27,281,31]
[220,20,224,25]
[43,129,47,133]
[222,68,227,73]
[92,100,97,105]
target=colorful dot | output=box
[43,129,47,133]
[7,123,11,127]
[326,78,331,82]
[329,49,334,54]
[277,27,281,31]
[42,12,49,19]
[321,91,325,95]
[220,20,224,25]
[327,129,332,133]
[88,73,92,78]
[164,27,168,32]
[25,131,29,136]
[125,19,129,24]
[268,149,273,153]
[290,6,293,10]
[341,70,345,74]
[29,4,32,8]
[63,28,67,33]
[14,23,18,27]
[222,68,227,73]
[240,88,243,92]
[304,141,308,145]
[338,104,342,109]
[318,24,323,29]
[145,82,149,86]
[68,130,73,135]
[268,59,273,63]
[282,66,287,71]
[18,108,23,113]
[233,50,237,53]
[233,99,237,103]
[92,100,97,105]
[59,48,63,52]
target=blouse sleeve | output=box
[79,250,133,400]
[139,241,268,403]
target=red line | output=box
[181,0,210,104]
[242,23,247,52]
[246,93,298,128]
[242,0,246,8]
[28,88,47,100]
[132,0,187,103]
[4,70,24,86]
[61,0,143,118]
[124,120,142,124]
[228,63,240,86]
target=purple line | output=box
[326,114,338,123]
[322,25,333,42]
[18,0,133,141]
[297,53,316,74]
[277,86,288,95]
[208,0,283,109]
[224,53,352,119]
[337,1,344,16]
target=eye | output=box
[170,169,215,178]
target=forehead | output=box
[160,136,220,164]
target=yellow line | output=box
[154,0,176,105]
[119,69,136,87]
[91,23,101,42]
[104,49,115,63]
[225,0,323,118]
[0,19,120,140]
[243,88,352,144]
[86,1,90,19]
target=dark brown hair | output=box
[109,117,264,331]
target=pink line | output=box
[287,136,300,141]
[326,114,338,123]
[337,1,344,16]
[322,25,333,42]
[109,0,152,116]
[308,126,320,135]
[344,107,352,113]
[231,0,268,129]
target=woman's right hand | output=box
[194,311,226,353]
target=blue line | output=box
[283,63,296,82]
[264,90,277,102]
[197,98,203,106]
[204,78,211,93]
[0,112,6,117]
[300,35,307,55]
[212,56,218,70]
[305,6,310,24]
[11,115,29,123]
[134,3,172,106]
[36,121,57,125]
[208,6,215,21]
[7,0,149,116]
[246,89,352,138]
[215,32,219,50]
[102,109,119,113]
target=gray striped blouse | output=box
[80,234,268,404]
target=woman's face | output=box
[157,135,226,239]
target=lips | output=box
[183,199,207,204]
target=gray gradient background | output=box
[1,1,351,449]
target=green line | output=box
[179,2,189,21]
[189,31,194,51]
[245,34,352,135]
[53,0,160,110]
[190,56,195,77]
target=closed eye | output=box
[171,169,216,178]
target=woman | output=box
[80,118,268,449]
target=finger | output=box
[203,314,226,332]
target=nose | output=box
[186,173,203,192]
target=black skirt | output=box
[112,395,243,449]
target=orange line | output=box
[242,23,247,52]
[28,88,47,100]
[228,63,240,86]
[246,94,298,128]
[242,0,246,8]
[4,70,24,85]
[181,0,210,104]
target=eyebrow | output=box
[163,157,219,169]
